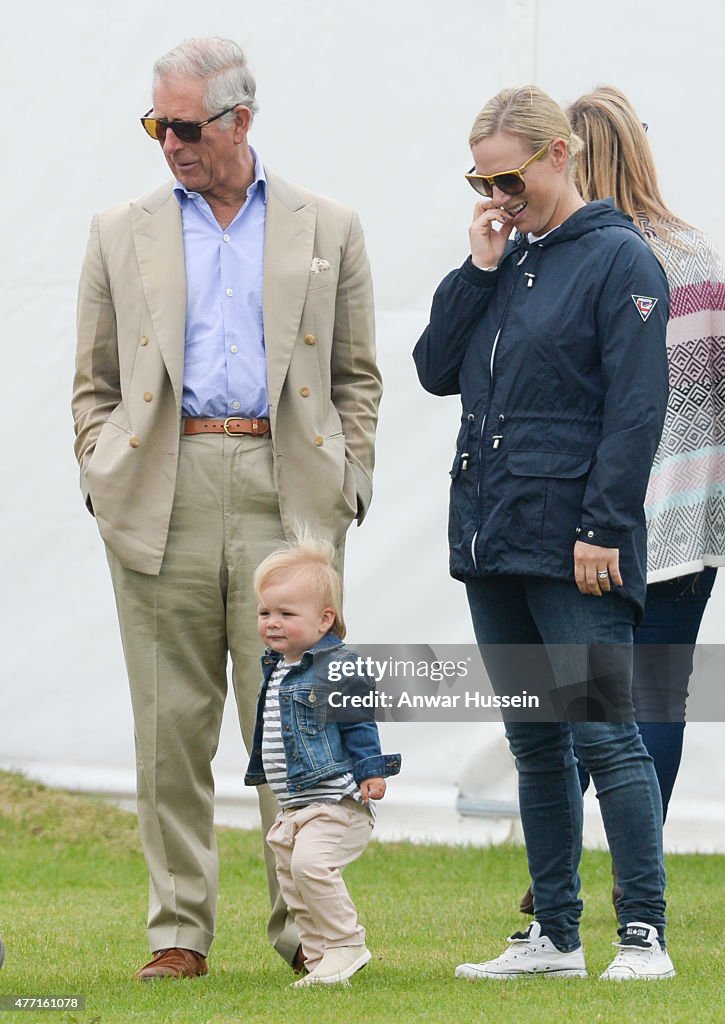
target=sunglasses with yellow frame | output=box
[465,143,550,198]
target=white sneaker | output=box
[455,922,587,979]
[292,944,372,987]
[600,922,675,981]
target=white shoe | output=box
[292,944,372,987]
[455,922,587,979]
[600,922,675,981]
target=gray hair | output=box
[153,37,258,124]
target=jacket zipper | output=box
[470,245,530,571]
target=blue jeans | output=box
[578,568,717,821]
[465,575,666,952]
[634,568,717,819]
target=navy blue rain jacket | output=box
[413,200,669,615]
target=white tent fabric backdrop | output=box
[1,0,723,853]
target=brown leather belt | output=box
[183,417,271,436]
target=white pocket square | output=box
[310,257,331,275]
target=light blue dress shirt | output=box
[175,147,268,418]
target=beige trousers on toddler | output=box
[266,798,374,970]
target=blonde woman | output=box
[567,86,724,821]
[415,86,674,980]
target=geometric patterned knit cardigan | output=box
[644,222,725,581]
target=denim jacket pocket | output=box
[292,689,328,735]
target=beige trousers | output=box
[266,799,374,970]
[106,432,299,960]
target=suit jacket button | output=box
[314,435,324,446]
[140,335,149,347]
[129,436,141,448]
[299,386,310,397]
[304,334,316,345]
[143,392,153,402]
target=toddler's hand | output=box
[360,777,386,802]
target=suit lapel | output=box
[129,176,316,417]
[263,172,317,415]
[130,185,187,410]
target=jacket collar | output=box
[513,198,642,250]
[261,631,345,668]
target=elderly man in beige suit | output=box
[72,37,380,980]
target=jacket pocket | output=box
[292,691,327,735]
[505,450,593,550]
[507,450,592,478]
[84,409,134,502]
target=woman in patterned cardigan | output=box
[566,86,725,825]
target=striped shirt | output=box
[261,661,362,810]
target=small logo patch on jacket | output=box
[631,294,658,322]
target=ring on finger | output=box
[597,570,609,579]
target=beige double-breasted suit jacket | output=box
[72,171,381,572]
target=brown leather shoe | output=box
[519,884,535,915]
[135,947,208,980]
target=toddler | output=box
[245,537,401,986]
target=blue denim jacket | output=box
[244,633,402,794]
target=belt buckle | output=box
[223,417,241,436]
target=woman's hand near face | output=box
[469,200,516,269]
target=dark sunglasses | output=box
[465,143,549,197]
[140,104,239,144]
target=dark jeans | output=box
[466,575,666,951]
[578,568,717,821]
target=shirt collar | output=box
[173,145,267,205]
[527,223,561,244]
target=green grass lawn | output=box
[0,770,722,1024]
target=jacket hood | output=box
[513,198,641,250]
